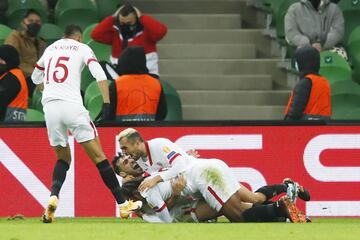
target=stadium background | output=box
[1,0,360,225]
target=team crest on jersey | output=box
[167,151,176,160]
[163,146,171,153]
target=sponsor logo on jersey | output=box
[163,146,171,154]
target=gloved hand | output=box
[101,103,111,121]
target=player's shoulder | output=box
[149,138,174,147]
[78,41,93,52]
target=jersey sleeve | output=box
[31,52,46,84]
[156,139,190,182]
[83,45,107,82]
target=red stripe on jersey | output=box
[155,202,167,212]
[144,141,153,166]
[87,58,98,65]
[207,186,224,205]
[35,63,45,71]
[169,153,181,165]
[89,121,96,139]
[143,171,150,177]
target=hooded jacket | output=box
[0,44,28,122]
[284,0,344,50]
[284,46,331,120]
[109,46,167,121]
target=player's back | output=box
[40,38,94,105]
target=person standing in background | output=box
[91,4,167,79]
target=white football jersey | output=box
[140,179,198,223]
[32,38,107,105]
[136,138,198,182]
[141,180,173,213]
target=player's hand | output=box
[186,149,200,158]
[171,174,186,196]
[138,175,162,192]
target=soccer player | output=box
[113,153,220,223]
[31,25,142,223]
[116,128,309,222]
[113,154,309,223]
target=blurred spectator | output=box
[109,46,167,121]
[46,0,57,12]
[91,4,167,79]
[0,44,28,122]
[285,0,344,52]
[284,46,331,120]
[0,0,7,24]
[5,8,47,96]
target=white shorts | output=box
[188,159,240,212]
[43,100,98,147]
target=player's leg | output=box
[191,200,221,222]
[73,114,141,216]
[42,101,71,223]
[80,137,129,204]
[209,159,306,203]
[194,160,251,222]
[42,145,71,223]
[198,160,306,223]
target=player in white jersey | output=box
[112,154,219,223]
[31,25,141,223]
[117,128,309,223]
[112,153,311,223]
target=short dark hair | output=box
[24,8,41,19]
[112,153,123,175]
[119,4,137,17]
[64,24,82,37]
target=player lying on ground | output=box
[117,128,310,223]
[113,150,310,223]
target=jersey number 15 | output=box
[46,56,70,84]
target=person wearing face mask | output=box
[5,8,47,96]
[91,4,167,79]
[285,0,344,52]
[0,44,28,122]
[284,46,331,120]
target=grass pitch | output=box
[1,217,359,240]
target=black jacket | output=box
[109,46,167,120]
[285,46,321,120]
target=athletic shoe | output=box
[42,195,58,223]
[119,200,143,219]
[277,196,307,223]
[286,181,298,203]
[283,178,311,202]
